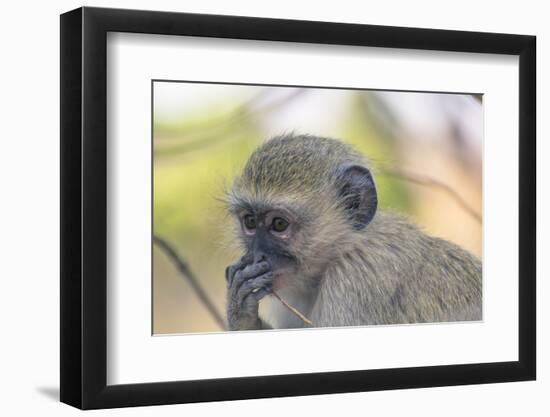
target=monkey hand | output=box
[225,256,273,331]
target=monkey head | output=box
[225,134,378,291]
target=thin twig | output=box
[153,235,227,330]
[271,291,314,326]
[379,167,482,224]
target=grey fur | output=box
[225,133,482,330]
[288,213,481,327]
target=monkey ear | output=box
[336,164,378,230]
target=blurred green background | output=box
[153,82,482,335]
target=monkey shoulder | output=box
[365,212,480,269]
[312,212,482,325]
[368,212,481,286]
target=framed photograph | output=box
[60,6,536,409]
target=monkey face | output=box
[227,135,380,290]
[237,208,299,288]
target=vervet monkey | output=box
[224,134,481,330]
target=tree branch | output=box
[153,235,227,330]
[378,167,482,223]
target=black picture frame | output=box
[60,6,536,410]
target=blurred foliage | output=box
[341,93,410,213]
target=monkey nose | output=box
[253,252,267,265]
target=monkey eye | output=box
[243,214,256,230]
[272,217,289,233]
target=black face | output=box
[239,209,297,274]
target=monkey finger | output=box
[240,253,254,265]
[225,265,235,286]
[225,257,253,287]
[250,284,273,301]
[229,261,273,301]
[237,272,274,300]
[240,261,271,280]
[225,264,242,287]
[231,261,270,292]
